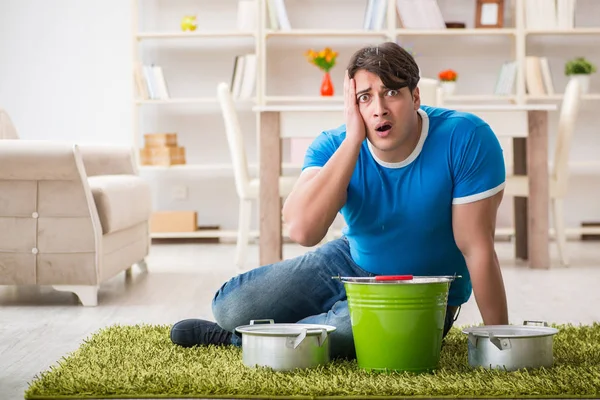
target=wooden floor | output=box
[1,240,599,400]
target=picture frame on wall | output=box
[475,0,504,28]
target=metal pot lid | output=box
[462,324,559,338]
[333,274,460,284]
[235,320,336,336]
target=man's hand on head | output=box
[344,70,367,147]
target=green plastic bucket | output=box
[341,275,455,373]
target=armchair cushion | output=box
[88,175,152,234]
[0,108,19,139]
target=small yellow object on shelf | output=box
[181,15,197,32]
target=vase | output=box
[570,74,590,94]
[320,72,334,96]
[440,81,456,97]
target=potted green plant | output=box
[565,57,597,94]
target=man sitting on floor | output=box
[170,41,509,359]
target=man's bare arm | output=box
[452,190,508,325]
[282,139,361,246]
[282,71,366,247]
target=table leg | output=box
[259,111,283,265]
[513,137,528,260]
[527,110,550,269]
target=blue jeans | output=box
[212,237,458,359]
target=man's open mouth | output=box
[375,123,392,132]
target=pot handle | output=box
[286,329,308,349]
[250,319,274,325]
[489,332,512,350]
[285,328,329,349]
[523,320,548,327]
[467,333,478,347]
[316,328,328,347]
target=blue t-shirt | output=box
[302,106,506,306]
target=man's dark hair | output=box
[347,42,420,93]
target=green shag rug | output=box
[25,323,600,399]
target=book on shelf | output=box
[525,56,555,96]
[525,0,576,30]
[152,65,170,99]
[237,0,257,31]
[494,61,517,96]
[266,0,291,30]
[133,63,149,100]
[230,54,257,99]
[134,63,170,100]
[396,0,446,30]
[539,57,555,95]
[363,0,388,30]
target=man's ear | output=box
[412,87,421,110]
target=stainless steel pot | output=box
[462,321,559,371]
[235,319,336,371]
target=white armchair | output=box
[0,108,19,139]
[0,140,152,305]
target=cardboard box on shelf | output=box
[150,211,197,233]
[140,146,186,166]
[144,133,178,148]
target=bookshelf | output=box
[525,28,600,35]
[136,31,256,39]
[132,0,600,239]
[395,28,517,36]
[265,29,389,37]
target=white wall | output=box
[0,0,133,145]
[1,0,599,233]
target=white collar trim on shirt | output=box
[367,108,429,169]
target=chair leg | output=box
[235,199,252,269]
[52,285,99,306]
[552,198,569,267]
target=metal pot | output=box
[462,321,559,371]
[235,319,336,371]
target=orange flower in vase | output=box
[438,69,458,97]
[305,47,338,96]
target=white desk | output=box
[253,103,558,270]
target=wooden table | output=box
[253,103,557,269]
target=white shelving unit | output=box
[151,229,247,239]
[527,94,600,101]
[132,0,600,239]
[136,31,256,39]
[395,28,517,36]
[525,28,600,35]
